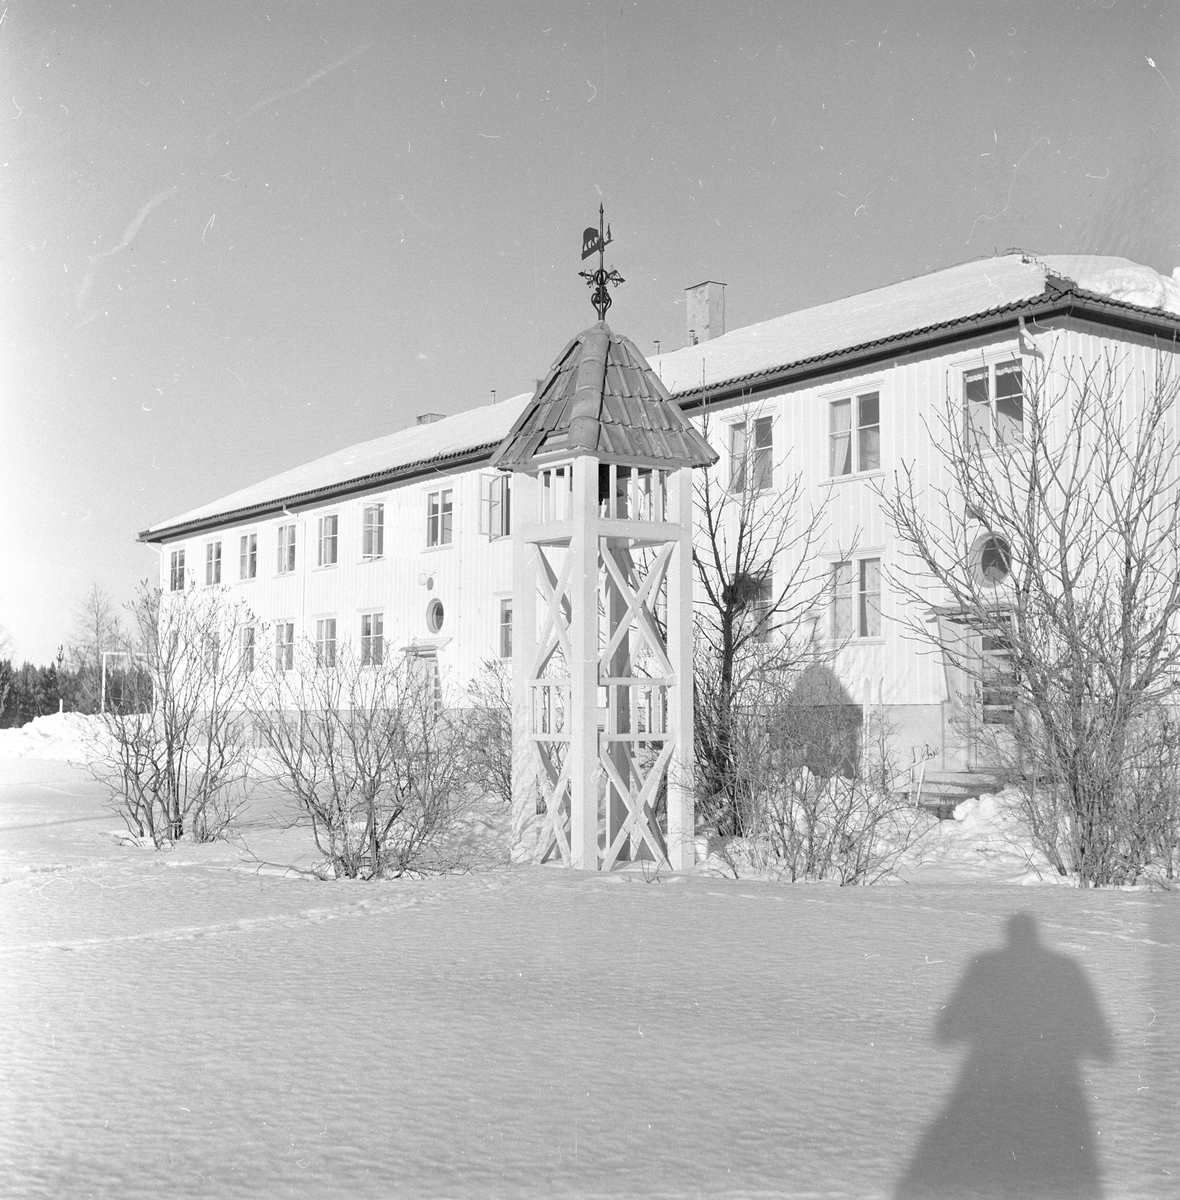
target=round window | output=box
[978,536,1011,585]
[426,598,445,633]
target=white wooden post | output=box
[666,466,696,869]
[509,471,542,861]
[568,455,601,870]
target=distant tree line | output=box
[0,584,142,728]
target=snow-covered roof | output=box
[142,253,1180,541]
[143,392,532,538]
[651,253,1180,396]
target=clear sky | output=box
[2,0,1177,663]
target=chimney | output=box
[416,412,445,425]
[685,280,726,344]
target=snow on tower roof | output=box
[490,321,718,471]
[141,254,1180,542]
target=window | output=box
[982,633,1017,724]
[205,541,221,586]
[362,504,384,559]
[427,598,445,633]
[317,515,338,567]
[315,618,337,668]
[829,392,880,477]
[480,475,511,539]
[832,557,882,638]
[239,533,257,580]
[730,416,773,492]
[169,549,185,592]
[977,536,1012,585]
[240,625,255,674]
[277,524,296,574]
[427,489,454,546]
[203,633,220,675]
[275,622,294,672]
[964,360,1023,448]
[750,575,773,644]
[360,612,384,666]
[498,597,513,658]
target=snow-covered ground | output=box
[1,716,1176,1198]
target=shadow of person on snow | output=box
[894,911,1114,1200]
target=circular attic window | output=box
[977,536,1012,586]
[426,598,445,633]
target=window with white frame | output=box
[317,515,338,567]
[729,416,773,492]
[239,625,255,674]
[239,533,257,580]
[480,475,511,539]
[360,612,384,666]
[205,541,222,585]
[169,549,185,592]
[315,617,337,668]
[203,632,220,675]
[362,504,384,559]
[829,391,880,477]
[982,632,1017,724]
[277,524,296,574]
[832,557,882,639]
[427,489,454,546]
[275,622,294,671]
[498,597,513,658]
[749,574,774,644]
[964,359,1023,448]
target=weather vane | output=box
[579,203,624,320]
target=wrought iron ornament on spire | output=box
[579,203,624,320]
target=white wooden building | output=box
[141,252,1180,781]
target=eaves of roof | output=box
[137,439,503,544]
[140,281,1180,545]
[671,281,1180,412]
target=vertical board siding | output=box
[154,319,1180,729]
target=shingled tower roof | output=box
[490,321,718,471]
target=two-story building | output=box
[140,252,1180,775]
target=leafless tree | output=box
[250,644,472,879]
[879,349,1180,886]
[69,582,122,713]
[91,582,255,846]
[692,405,834,835]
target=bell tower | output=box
[491,224,716,869]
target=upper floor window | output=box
[480,475,511,539]
[315,618,337,668]
[965,360,1023,448]
[730,416,773,492]
[239,533,257,580]
[169,549,185,592]
[277,524,296,574]
[830,392,880,477]
[275,622,294,672]
[318,515,338,567]
[498,597,513,658]
[362,504,384,559]
[360,612,384,666]
[205,541,222,586]
[427,489,453,547]
[833,557,882,639]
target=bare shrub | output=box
[250,645,472,879]
[91,583,254,846]
[709,674,931,883]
